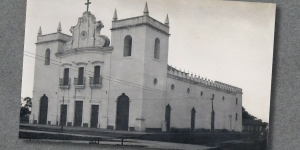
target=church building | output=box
[29,2,243,132]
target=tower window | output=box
[45,49,50,65]
[123,35,132,57]
[154,38,160,59]
[200,91,203,96]
[223,96,225,100]
[187,88,190,93]
[236,98,238,105]
[236,113,238,121]
[171,84,174,90]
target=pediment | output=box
[63,11,110,51]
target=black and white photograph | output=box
[19,0,276,149]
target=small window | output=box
[154,38,160,59]
[187,88,190,93]
[123,35,132,57]
[78,67,84,85]
[236,98,238,105]
[171,84,174,90]
[63,68,69,85]
[200,91,203,96]
[212,94,214,100]
[223,96,225,100]
[153,78,157,85]
[45,49,50,65]
[236,113,238,121]
[94,66,101,84]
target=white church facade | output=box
[29,3,243,132]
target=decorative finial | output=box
[143,2,149,16]
[113,8,118,21]
[38,26,42,36]
[165,14,169,26]
[57,22,62,32]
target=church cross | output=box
[85,0,91,12]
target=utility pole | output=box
[60,96,64,133]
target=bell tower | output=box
[108,3,170,131]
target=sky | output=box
[21,0,276,122]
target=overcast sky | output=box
[22,0,276,122]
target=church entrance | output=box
[60,104,67,126]
[38,94,48,124]
[90,105,99,128]
[191,107,196,131]
[165,104,171,131]
[116,93,130,131]
[74,101,83,127]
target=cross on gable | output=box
[85,0,91,12]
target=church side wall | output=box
[166,77,242,132]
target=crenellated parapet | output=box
[167,65,243,94]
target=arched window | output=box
[187,88,190,93]
[171,84,174,90]
[236,98,238,105]
[45,49,50,65]
[200,91,203,96]
[223,96,225,100]
[236,113,238,120]
[154,38,160,59]
[123,35,132,57]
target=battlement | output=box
[167,65,243,94]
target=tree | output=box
[242,107,257,120]
[20,97,32,117]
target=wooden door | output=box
[90,105,99,128]
[116,93,130,130]
[165,104,171,131]
[60,105,67,126]
[39,94,48,124]
[191,107,196,131]
[74,101,83,127]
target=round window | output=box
[154,78,157,85]
[81,31,87,39]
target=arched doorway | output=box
[165,104,171,131]
[191,107,196,131]
[116,93,130,130]
[39,94,48,124]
